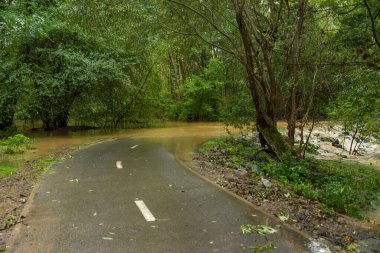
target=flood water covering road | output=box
[7,122,328,253]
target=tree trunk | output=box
[56,112,69,128]
[232,0,291,158]
[287,0,308,146]
[0,106,15,131]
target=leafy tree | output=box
[329,68,380,154]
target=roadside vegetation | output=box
[201,136,380,218]
[198,135,380,251]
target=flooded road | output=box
[3,122,379,228]
[10,123,320,253]
[24,122,238,163]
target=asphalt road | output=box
[11,138,314,253]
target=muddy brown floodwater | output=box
[5,122,380,225]
[24,122,239,161]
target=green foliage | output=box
[0,165,18,178]
[1,0,164,131]
[3,214,16,229]
[329,68,380,141]
[261,157,380,217]
[204,137,380,217]
[34,156,60,171]
[174,59,224,121]
[199,139,229,154]
[0,134,31,154]
[201,136,259,169]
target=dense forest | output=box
[1,0,379,157]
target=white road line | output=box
[131,145,139,149]
[116,161,123,169]
[135,200,156,222]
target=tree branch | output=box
[167,0,240,52]
[363,0,380,49]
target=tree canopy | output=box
[0,0,379,157]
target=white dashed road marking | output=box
[135,200,156,222]
[116,161,123,169]
[131,145,139,149]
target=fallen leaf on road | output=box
[278,214,289,222]
[241,225,278,235]
[102,237,113,240]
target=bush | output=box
[0,134,31,154]
[0,165,18,178]
[202,137,380,218]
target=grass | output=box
[201,136,380,218]
[0,164,18,178]
[34,156,64,172]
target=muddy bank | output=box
[0,148,73,251]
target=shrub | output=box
[0,134,31,154]
[202,136,380,218]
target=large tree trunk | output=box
[232,0,291,158]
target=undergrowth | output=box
[201,136,380,218]
[0,134,31,154]
[0,165,18,178]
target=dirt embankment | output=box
[0,148,72,252]
[192,153,380,253]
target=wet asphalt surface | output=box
[11,138,312,253]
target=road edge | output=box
[173,153,332,253]
[5,181,40,253]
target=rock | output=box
[203,161,213,168]
[261,177,272,188]
[332,139,343,149]
[320,137,334,142]
[244,163,259,173]
[246,196,255,203]
[236,168,250,177]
